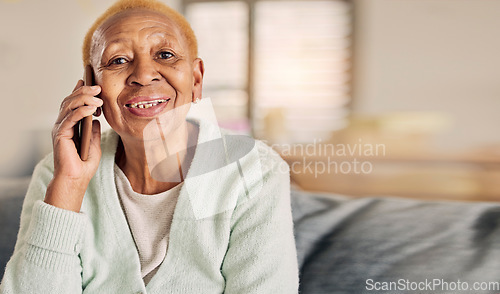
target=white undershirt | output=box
[114,163,182,285]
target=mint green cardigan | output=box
[0,120,299,293]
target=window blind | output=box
[253,0,352,143]
[186,2,250,133]
[186,0,352,141]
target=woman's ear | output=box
[192,58,205,102]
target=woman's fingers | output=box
[55,105,99,140]
[56,85,102,124]
[65,85,102,110]
[65,105,99,126]
[62,84,100,111]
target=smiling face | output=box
[90,8,204,141]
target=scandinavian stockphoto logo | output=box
[142,97,264,219]
[267,139,387,178]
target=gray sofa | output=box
[0,177,30,283]
[2,178,500,293]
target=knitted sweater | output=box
[114,163,182,285]
[0,120,299,294]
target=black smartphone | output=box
[77,65,94,160]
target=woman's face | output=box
[90,9,203,141]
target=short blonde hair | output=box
[82,0,198,66]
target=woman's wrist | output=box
[44,176,89,212]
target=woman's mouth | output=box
[126,98,170,109]
[125,97,171,117]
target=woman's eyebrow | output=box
[102,37,134,54]
[147,32,182,49]
[100,40,131,62]
[147,31,179,42]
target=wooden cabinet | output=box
[281,148,500,202]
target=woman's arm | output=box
[0,80,102,293]
[0,157,87,294]
[221,143,299,293]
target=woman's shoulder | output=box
[184,121,289,219]
[218,126,287,174]
[254,139,287,167]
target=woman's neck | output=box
[116,121,198,195]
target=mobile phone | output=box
[77,65,94,160]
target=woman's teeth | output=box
[127,99,169,109]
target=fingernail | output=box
[91,85,100,91]
[93,97,103,104]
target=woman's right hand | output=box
[44,80,103,212]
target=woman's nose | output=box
[127,57,161,86]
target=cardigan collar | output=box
[100,118,264,221]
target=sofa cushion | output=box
[291,189,500,293]
[0,177,30,282]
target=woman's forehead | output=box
[94,9,185,48]
[96,9,180,39]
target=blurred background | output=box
[1,0,499,201]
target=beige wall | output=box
[352,0,500,150]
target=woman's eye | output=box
[158,51,173,59]
[110,57,127,65]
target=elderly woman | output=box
[0,0,298,293]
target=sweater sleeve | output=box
[0,155,87,294]
[221,143,299,293]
